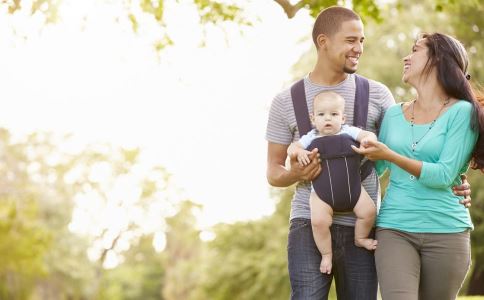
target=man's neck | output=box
[310,61,348,86]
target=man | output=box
[265,6,471,300]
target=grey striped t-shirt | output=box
[266,73,395,226]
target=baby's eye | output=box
[318,113,324,116]
[332,113,338,116]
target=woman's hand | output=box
[351,140,393,161]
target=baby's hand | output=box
[360,135,377,148]
[297,150,312,166]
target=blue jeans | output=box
[287,218,377,300]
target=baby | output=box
[288,91,377,274]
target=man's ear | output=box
[317,34,328,49]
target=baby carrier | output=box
[291,75,374,212]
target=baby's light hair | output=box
[313,91,345,111]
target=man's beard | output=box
[343,65,357,74]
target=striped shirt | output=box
[266,73,395,226]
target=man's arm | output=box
[267,142,321,187]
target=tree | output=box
[0,128,178,299]
[161,200,204,300]
[0,129,93,299]
[194,188,293,300]
[97,234,165,300]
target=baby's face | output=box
[312,98,345,135]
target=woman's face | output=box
[402,38,430,85]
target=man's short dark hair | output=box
[312,6,361,49]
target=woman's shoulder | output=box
[453,99,473,109]
[448,99,474,117]
[384,102,405,117]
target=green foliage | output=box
[353,0,382,23]
[2,0,246,27]
[195,188,293,300]
[303,0,339,18]
[98,235,165,300]
[194,0,249,25]
[4,0,60,22]
[468,170,484,262]
[140,0,164,22]
[0,199,50,299]
[0,128,177,299]
[466,170,484,294]
[162,201,203,300]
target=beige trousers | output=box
[375,228,471,300]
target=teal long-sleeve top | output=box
[376,101,477,233]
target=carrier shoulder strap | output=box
[353,74,370,129]
[290,75,375,180]
[353,74,374,180]
[290,79,311,136]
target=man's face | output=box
[323,20,365,74]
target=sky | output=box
[0,0,314,230]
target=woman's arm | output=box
[353,104,478,188]
[352,141,422,176]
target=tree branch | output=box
[273,0,306,19]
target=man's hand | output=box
[267,142,321,187]
[289,148,321,182]
[453,174,472,208]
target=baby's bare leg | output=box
[310,191,333,274]
[353,187,377,250]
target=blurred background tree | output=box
[0,128,179,299]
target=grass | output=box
[326,283,484,299]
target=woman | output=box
[353,33,484,299]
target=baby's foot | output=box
[355,238,378,250]
[320,253,332,274]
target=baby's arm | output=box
[356,130,377,148]
[288,142,312,166]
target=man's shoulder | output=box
[365,77,390,93]
[358,76,395,106]
[272,77,307,106]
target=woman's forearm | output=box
[387,151,423,178]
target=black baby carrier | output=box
[291,75,374,212]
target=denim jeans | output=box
[287,218,377,300]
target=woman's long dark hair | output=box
[421,32,484,171]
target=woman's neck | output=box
[414,78,449,109]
